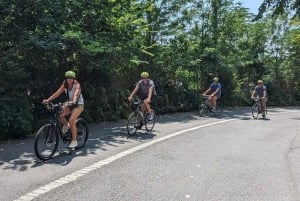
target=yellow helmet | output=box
[64,70,76,78]
[141,72,149,78]
[213,77,219,81]
[257,80,263,84]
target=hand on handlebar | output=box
[65,101,74,106]
[42,99,49,104]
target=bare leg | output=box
[143,99,152,113]
[209,96,218,108]
[69,107,83,141]
[59,105,71,126]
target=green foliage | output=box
[1,0,300,139]
[0,95,33,140]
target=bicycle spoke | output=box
[145,110,155,131]
[127,113,138,136]
[76,118,89,149]
[34,124,58,161]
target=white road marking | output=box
[14,119,234,201]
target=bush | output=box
[0,95,33,140]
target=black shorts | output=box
[141,95,156,103]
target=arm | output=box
[146,87,153,101]
[262,90,266,99]
[211,88,219,96]
[128,85,139,101]
[43,82,65,103]
[203,88,210,95]
[251,90,256,99]
[71,82,81,103]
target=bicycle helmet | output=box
[213,77,219,81]
[257,80,263,84]
[64,70,76,78]
[141,72,149,78]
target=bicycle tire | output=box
[127,112,139,136]
[214,104,223,116]
[199,105,208,117]
[34,124,59,161]
[252,103,259,119]
[145,110,155,132]
[75,118,89,149]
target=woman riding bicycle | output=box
[42,70,84,148]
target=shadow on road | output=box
[0,106,298,171]
[0,119,157,171]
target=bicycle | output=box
[251,97,267,119]
[199,95,222,117]
[127,100,156,136]
[34,102,89,161]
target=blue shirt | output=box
[209,83,221,97]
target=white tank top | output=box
[65,83,84,105]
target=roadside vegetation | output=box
[1,0,299,139]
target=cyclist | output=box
[128,71,156,121]
[251,80,267,118]
[202,77,222,111]
[42,70,84,148]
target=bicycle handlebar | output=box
[43,102,74,111]
[252,97,265,101]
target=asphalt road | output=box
[1,107,300,201]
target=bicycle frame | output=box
[127,99,156,136]
[252,97,267,119]
[34,102,89,160]
[46,103,71,141]
[199,95,223,117]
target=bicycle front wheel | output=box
[145,110,155,132]
[127,112,139,136]
[214,104,223,116]
[252,103,259,119]
[34,124,59,161]
[199,105,208,117]
[76,118,89,149]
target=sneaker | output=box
[68,140,78,148]
[147,114,154,121]
[211,108,216,113]
[62,122,70,134]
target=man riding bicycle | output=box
[42,70,84,148]
[202,77,222,111]
[251,80,267,118]
[128,72,156,121]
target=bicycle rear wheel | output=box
[145,110,155,132]
[34,124,59,161]
[252,103,259,119]
[127,112,139,136]
[75,118,89,149]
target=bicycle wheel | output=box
[34,124,59,161]
[127,112,139,136]
[75,118,89,149]
[199,105,208,117]
[145,110,155,132]
[252,103,259,119]
[214,103,223,116]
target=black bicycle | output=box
[127,100,156,136]
[34,102,89,161]
[252,97,267,119]
[199,95,222,117]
